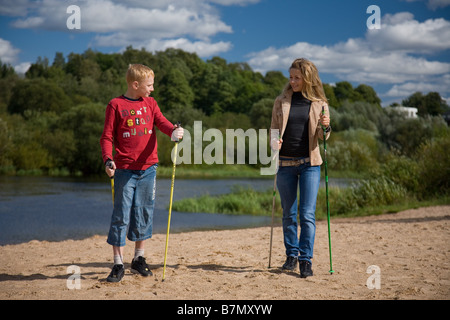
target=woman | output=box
[270,58,330,278]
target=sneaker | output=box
[299,260,313,278]
[107,264,125,283]
[282,256,298,271]
[131,256,153,277]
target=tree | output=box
[8,78,73,115]
[159,68,194,111]
[323,84,338,108]
[0,60,18,114]
[402,91,449,117]
[249,98,274,129]
[52,52,66,69]
[333,81,362,105]
[60,103,106,175]
[355,84,381,107]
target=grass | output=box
[156,164,371,180]
[172,184,450,220]
[157,164,269,179]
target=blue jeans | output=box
[107,164,158,247]
[276,158,321,263]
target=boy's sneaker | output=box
[131,256,153,277]
[282,256,298,271]
[107,264,125,283]
[299,260,313,278]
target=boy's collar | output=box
[122,95,142,101]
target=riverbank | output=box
[1,205,448,300]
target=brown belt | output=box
[279,157,310,167]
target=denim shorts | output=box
[107,164,158,247]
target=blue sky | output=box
[1,0,449,106]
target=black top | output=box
[280,92,311,157]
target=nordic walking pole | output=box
[268,137,280,269]
[162,122,181,282]
[268,174,277,268]
[110,176,114,205]
[322,106,334,274]
[107,162,115,205]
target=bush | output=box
[327,129,379,172]
[378,153,419,194]
[416,135,450,198]
[334,177,407,215]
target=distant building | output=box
[386,105,418,118]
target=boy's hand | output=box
[105,160,116,178]
[171,124,184,142]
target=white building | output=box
[386,106,418,118]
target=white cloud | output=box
[6,0,240,57]
[0,0,34,16]
[385,74,450,97]
[246,12,450,101]
[14,62,31,74]
[403,0,450,10]
[0,38,20,64]
[11,0,232,37]
[367,12,450,53]
[0,38,31,74]
[247,40,450,83]
[140,38,232,57]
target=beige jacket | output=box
[270,88,331,166]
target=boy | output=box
[100,64,183,282]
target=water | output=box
[0,176,350,245]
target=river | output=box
[0,175,349,245]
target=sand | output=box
[0,205,449,300]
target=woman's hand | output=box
[320,113,330,128]
[271,138,283,151]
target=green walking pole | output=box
[322,106,334,274]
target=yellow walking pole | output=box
[162,123,181,282]
[106,161,115,205]
[110,176,114,205]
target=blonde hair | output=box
[284,58,328,103]
[126,64,155,85]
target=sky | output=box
[1,0,449,106]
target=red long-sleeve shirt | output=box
[100,95,174,170]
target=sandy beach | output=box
[0,205,449,300]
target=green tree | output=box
[60,103,106,175]
[355,84,381,107]
[0,60,18,114]
[333,81,362,106]
[159,68,194,111]
[249,98,273,129]
[402,91,449,117]
[323,84,338,108]
[8,78,74,115]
